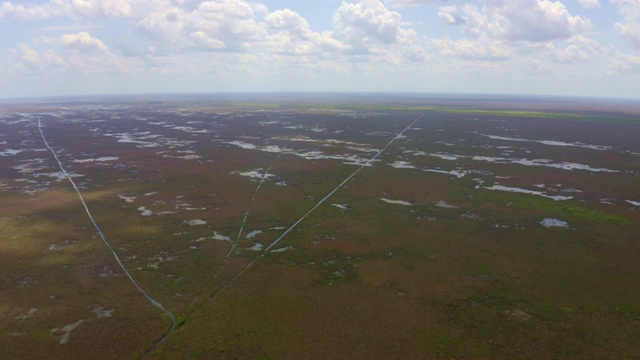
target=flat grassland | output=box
[1,94,639,359]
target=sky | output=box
[1,0,639,99]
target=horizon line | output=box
[2,90,640,103]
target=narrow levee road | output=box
[37,117,176,359]
[174,112,426,341]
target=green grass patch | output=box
[466,190,629,225]
[269,248,361,286]
[222,101,640,123]
[510,196,629,225]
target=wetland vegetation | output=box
[1,93,639,359]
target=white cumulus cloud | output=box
[331,0,426,61]
[550,44,590,63]
[438,6,464,25]
[334,0,404,47]
[60,32,107,50]
[136,0,266,53]
[190,31,226,50]
[492,0,591,42]
[446,0,591,43]
[434,38,510,61]
[611,52,640,73]
[0,0,133,20]
[266,9,310,33]
[612,0,640,51]
[71,0,133,18]
[266,9,347,56]
[383,0,447,8]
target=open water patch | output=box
[246,230,263,239]
[15,308,38,320]
[184,219,207,226]
[213,231,231,241]
[72,156,119,163]
[380,198,413,206]
[51,320,83,345]
[540,218,569,228]
[389,161,415,169]
[481,134,611,151]
[423,168,466,178]
[332,203,349,211]
[247,243,264,251]
[0,149,23,156]
[271,246,293,253]
[484,185,573,201]
[118,194,136,203]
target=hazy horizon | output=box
[3,91,640,104]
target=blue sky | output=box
[1,0,639,99]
